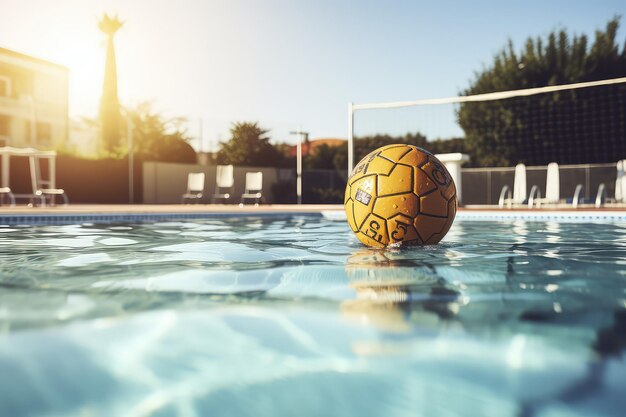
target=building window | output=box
[0,76,11,97]
[0,115,10,146]
[36,122,51,145]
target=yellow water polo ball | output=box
[344,144,457,248]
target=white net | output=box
[349,77,626,169]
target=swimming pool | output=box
[1,214,625,417]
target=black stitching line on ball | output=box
[418,212,449,219]
[417,187,438,198]
[376,190,415,198]
[349,173,376,187]
[377,154,396,164]
[397,147,413,161]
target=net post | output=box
[296,126,302,205]
[348,102,354,173]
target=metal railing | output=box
[462,163,618,206]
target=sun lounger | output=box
[181,172,205,203]
[240,172,263,206]
[529,162,590,208]
[28,153,68,206]
[499,163,529,208]
[615,160,625,202]
[0,147,67,206]
[211,165,234,203]
[0,187,15,206]
[594,159,626,208]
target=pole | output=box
[296,126,302,205]
[347,102,354,173]
[290,127,308,205]
[128,115,134,204]
[198,118,204,152]
[29,95,36,146]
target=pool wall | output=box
[1,205,626,225]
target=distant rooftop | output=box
[0,46,68,71]
[286,138,346,157]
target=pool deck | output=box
[0,204,347,215]
[1,203,625,215]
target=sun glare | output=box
[55,41,104,113]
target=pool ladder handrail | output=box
[527,185,541,208]
[595,183,607,208]
[498,185,512,209]
[572,184,585,208]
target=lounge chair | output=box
[211,165,234,203]
[240,172,263,206]
[594,159,626,208]
[0,147,67,206]
[28,152,68,206]
[181,172,205,204]
[499,163,528,208]
[528,162,559,207]
[0,187,15,206]
[615,160,625,202]
[529,162,589,208]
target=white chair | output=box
[529,162,560,208]
[0,187,15,206]
[596,159,626,208]
[240,172,263,206]
[28,153,68,206]
[499,163,528,208]
[211,165,234,203]
[615,160,624,202]
[181,172,205,203]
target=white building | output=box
[0,47,69,150]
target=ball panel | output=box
[344,199,358,232]
[424,157,456,200]
[398,147,430,167]
[419,191,449,217]
[368,156,395,176]
[355,232,386,248]
[440,177,457,201]
[378,146,413,163]
[350,175,377,229]
[377,164,413,196]
[357,213,388,247]
[413,168,438,197]
[387,214,420,244]
[422,198,457,244]
[413,214,450,244]
[349,153,374,180]
[373,193,419,219]
[350,149,392,180]
[418,157,456,200]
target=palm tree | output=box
[99,13,123,152]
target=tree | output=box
[458,17,626,166]
[304,144,338,170]
[216,122,285,167]
[123,103,196,163]
[99,13,123,153]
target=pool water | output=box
[1,216,625,417]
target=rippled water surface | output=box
[1,216,626,417]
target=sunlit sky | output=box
[1,0,625,150]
